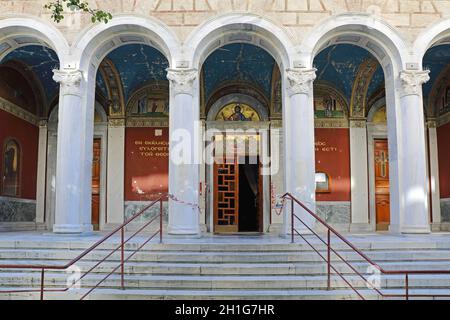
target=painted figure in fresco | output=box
[137,96,147,114]
[2,141,19,196]
[151,100,158,113]
[227,104,252,121]
[324,97,333,117]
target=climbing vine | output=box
[44,0,112,23]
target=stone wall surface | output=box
[0,0,448,45]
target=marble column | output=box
[427,119,441,230]
[106,118,125,226]
[269,120,284,233]
[52,69,90,233]
[166,69,200,235]
[35,120,48,225]
[283,68,317,234]
[396,70,431,233]
[349,118,370,231]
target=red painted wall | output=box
[0,109,39,199]
[438,122,450,198]
[315,128,351,201]
[124,127,169,201]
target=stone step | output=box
[1,272,450,291]
[2,248,450,263]
[1,239,450,251]
[1,259,450,276]
[5,287,450,300]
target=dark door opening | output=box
[238,157,260,232]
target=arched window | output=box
[315,172,330,193]
[2,139,21,197]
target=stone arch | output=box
[414,18,450,64]
[185,13,297,70]
[0,15,68,65]
[301,13,408,79]
[73,14,181,74]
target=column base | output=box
[52,224,84,234]
[401,224,431,234]
[167,225,200,236]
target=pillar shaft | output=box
[396,70,431,233]
[283,68,317,234]
[349,119,370,230]
[167,69,200,235]
[52,69,90,233]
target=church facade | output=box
[0,0,449,236]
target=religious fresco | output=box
[271,65,282,117]
[2,139,20,197]
[215,103,260,121]
[372,106,387,123]
[126,82,169,118]
[313,83,348,119]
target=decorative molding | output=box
[0,96,38,126]
[99,58,125,117]
[350,58,378,117]
[126,117,169,128]
[438,112,450,127]
[52,69,83,96]
[399,70,430,97]
[166,68,198,96]
[315,118,349,128]
[108,118,125,127]
[285,68,316,97]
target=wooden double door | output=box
[213,156,263,233]
[91,138,101,231]
[374,139,390,231]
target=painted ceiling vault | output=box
[96,44,169,103]
[423,44,450,98]
[202,43,276,101]
[313,44,385,102]
[1,45,60,105]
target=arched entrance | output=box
[200,43,277,234]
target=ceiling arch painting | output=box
[313,44,385,103]
[95,44,169,104]
[423,44,450,99]
[1,45,60,105]
[202,43,276,102]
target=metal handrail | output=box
[282,192,450,300]
[0,194,167,300]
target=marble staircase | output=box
[1,233,450,300]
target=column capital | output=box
[53,69,83,96]
[349,118,367,128]
[38,119,48,128]
[286,68,316,97]
[427,119,437,128]
[399,70,429,97]
[166,68,198,96]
